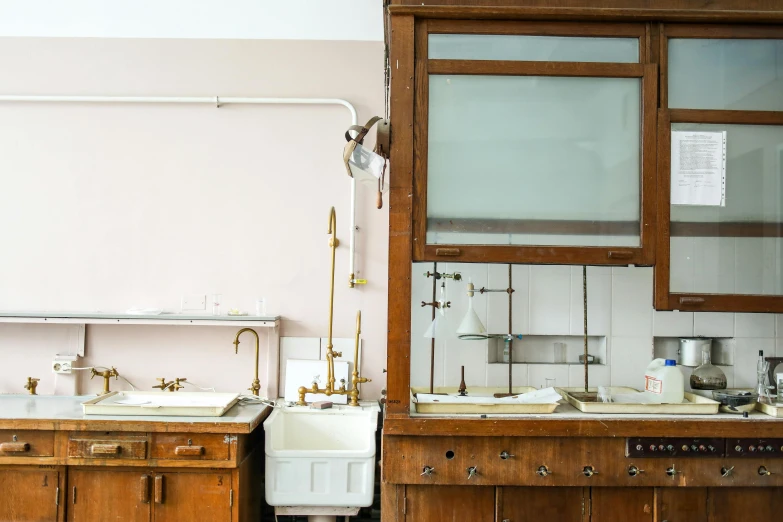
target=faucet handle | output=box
[333,351,343,358]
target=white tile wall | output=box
[411,262,781,393]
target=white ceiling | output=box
[0,0,384,41]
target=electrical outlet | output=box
[52,354,78,374]
[181,295,206,311]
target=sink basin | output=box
[264,402,380,507]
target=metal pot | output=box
[678,338,712,367]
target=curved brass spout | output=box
[233,328,261,396]
[325,207,339,390]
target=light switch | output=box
[181,295,206,311]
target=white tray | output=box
[82,391,240,417]
[411,386,559,414]
[561,387,720,415]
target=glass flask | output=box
[690,344,727,390]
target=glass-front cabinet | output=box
[655,25,783,312]
[413,21,657,265]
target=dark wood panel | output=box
[654,109,671,309]
[670,109,783,125]
[404,485,495,522]
[428,218,640,235]
[664,23,783,38]
[591,487,654,522]
[412,20,429,263]
[640,62,658,265]
[708,487,783,521]
[386,13,416,416]
[429,59,644,77]
[389,0,783,9]
[388,5,783,23]
[659,488,709,522]
[153,472,231,522]
[668,294,783,313]
[0,468,60,522]
[68,470,151,522]
[419,244,648,265]
[499,486,585,522]
[428,18,645,36]
[670,222,783,237]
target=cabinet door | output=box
[708,487,783,521]
[68,470,151,522]
[152,472,231,522]
[591,487,653,522]
[498,487,585,522]
[404,485,494,522]
[0,468,60,521]
[657,488,708,522]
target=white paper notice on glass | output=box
[671,131,727,206]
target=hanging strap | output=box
[345,116,384,144]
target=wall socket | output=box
[181,295,206,311]
[52,355,78,374]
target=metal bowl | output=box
[712,389,758,414]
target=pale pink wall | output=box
[0,38,388,398]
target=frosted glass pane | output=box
[429,34,639,62]
[670,123,783,296]
[427,75,641,247]
[669,39,783,111]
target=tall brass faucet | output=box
[297,208,370,406]
[233,328,261,396]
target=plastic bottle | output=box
[643,358,685,404]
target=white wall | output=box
[412,263,783,391]
[0,0,383,41]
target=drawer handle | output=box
[679,296,705,305]
[91,444,121,455]
[608,250,633,259]
[140,475,150,504]
[0,442,30,453]
[174,445,205,456]
[435,248,460,257]
[154,475,164,504]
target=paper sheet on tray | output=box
[416,387,562,404]
[598,386,686,404]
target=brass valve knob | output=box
[499,451,514,460]
[536,466,550,477]
[467,466,478,480]
[721,466,735,478]
[666,466,680,477]
[758,466,772,476]
[421,466,434,477]
[628,465,644,477]
[582,466,597,478]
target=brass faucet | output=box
[24,377,39,395]
[297,208,371,406]
[90,367,119,395]
[153,377,187,392]
[233,328,261,396]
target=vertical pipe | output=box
[583,266,589,393]
[508,264,513,395]
[429,262,437,394]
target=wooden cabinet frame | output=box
[654,24,783,313]
[411,19,659,266]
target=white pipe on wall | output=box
[0,94,361,288]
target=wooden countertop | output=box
[384,401,783,438]
[0,395,271,433]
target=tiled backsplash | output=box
[412,263,783,391]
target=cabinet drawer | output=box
[68,432,147,459]
[0,430,55,457]
[151,433,230,461]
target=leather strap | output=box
[345,116,384,144]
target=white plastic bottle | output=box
[643,358,685,404]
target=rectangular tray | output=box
[756,402,783,418]
[560,387,719,415]
[411,386,559,414]
[82,391,240,417]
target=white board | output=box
[284,359,349,404]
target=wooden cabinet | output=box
[591,488,653,522]
[67,470,151,522]
[708,487,783,522]
[498,487,585,522]
[0,467,62,521]
[657,488,708,522]
[403,485,494,522]
[152,471,232,522]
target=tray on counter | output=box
[411,386,559,414]
[560,387,720,415]
[756,401,783,418]
[82,391,240,417]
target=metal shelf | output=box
[0,312,280,328]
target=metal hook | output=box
[215,96,221,109]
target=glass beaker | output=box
[690,344,727,390]
[211,294,222,316]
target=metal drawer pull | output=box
[91,444,121,455]
[140,475,150,504]
[628,465,644,477]
[499,451,514,460]
[582,466,597,477]
[174,445,205,456]
[666,465,680,477]
[536,466,550,477]
[467,466,478,479]
[154,475,164,504]
[721,466,734,478]
[758,466,772,476]
[608,250,633,259]
[435,248,460,257]
[421,466,434,477]
[679,296,705,305]
[0,442,30,453]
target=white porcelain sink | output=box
[264,402,380,507]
